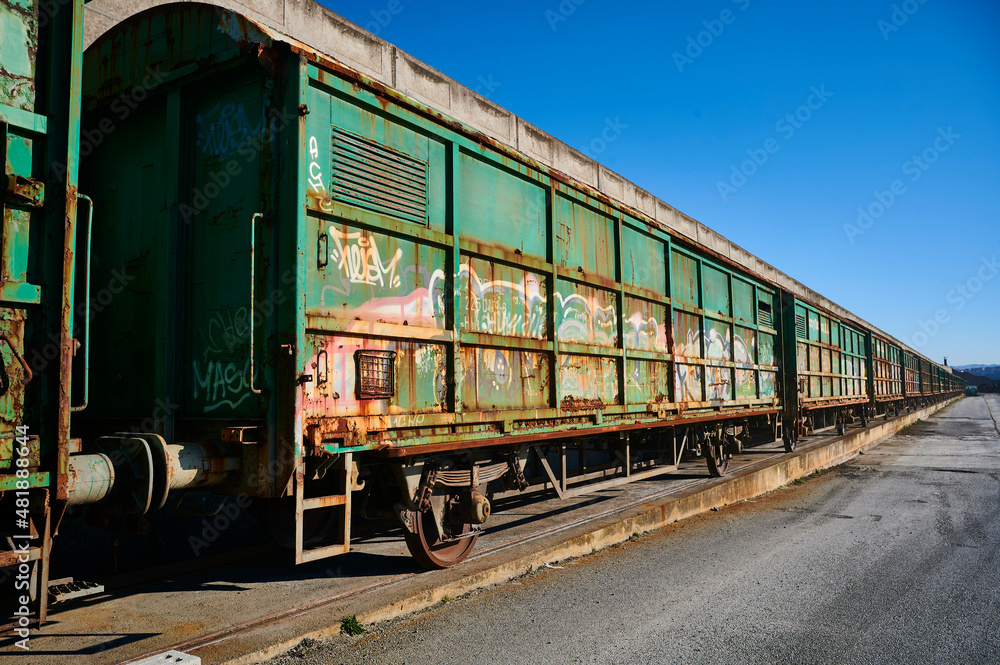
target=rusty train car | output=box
[2,1,965,623]
[0,0,88,631]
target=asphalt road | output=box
[266,395,1000,665]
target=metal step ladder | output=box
[294,452,352,564]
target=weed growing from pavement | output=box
[441,595,451,604]
[793,469,825,485]
[340,615,365,636]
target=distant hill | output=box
[955,366,1000,385]
[954,364,1000,371]
[956,370,996,386]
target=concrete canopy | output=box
[83,0,947,369]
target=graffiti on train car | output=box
[625,359,670,404]
[329,228,405,291]
[302,337,449,417]
[460,347,550,411]
[196,102,266,159]
[555,289,618,347]
[560,356,619,408]
[191,357,256,412]
[675,364,704,402]
[190,307,259,412]
[469,296,527,338]
[705,320,733,361]
[308,136,326,194]
[461,262,547,339]
[199,307,253,356]
[305,223,786,414]
[623,311,667,351]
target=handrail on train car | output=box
[71,193,93,412]
[0,334,34,394]
[249,212,262,395]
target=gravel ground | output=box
[264,395,1000,665]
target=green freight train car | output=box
[46,0,964,586]
[0,0,87,629]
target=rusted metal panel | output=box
[555,280,618,348]
[872,336,904,402]
[559,355,619,410]
[460,347,550,412]
[623,297,667,352]
[459,256,547,340]
[2,0,84,625]
[625,359,670,405]
[302,334,449,422]
[554,195,616,280]
[306,219,450,329]
[793,299,869,407]
[903,351,921,397]
[458,152,547,260]
[0,0,38,113]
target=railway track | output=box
[114,433,840,663]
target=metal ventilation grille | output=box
[331,127,428,225]
[795,314,807,340]
[355,350,396,399]
[757,301,773,329]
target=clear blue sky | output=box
[322,0,1000,367]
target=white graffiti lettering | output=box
[388,414,426,428]
[192,357,255,413]
[329,227,404,290]
[307,136,326,194]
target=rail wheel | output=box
[404,503,478,569]
[836,417,846,436]
[705,439,731,477]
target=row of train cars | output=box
[1,0,965,626]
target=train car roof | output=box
[82,0,951,373]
